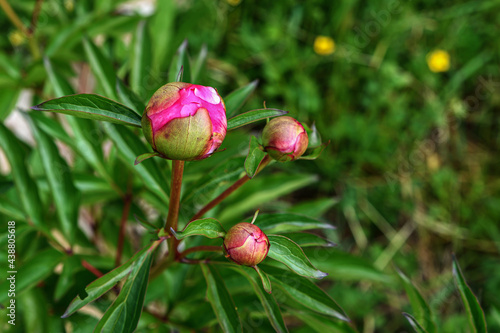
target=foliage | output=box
[0,0,498,332]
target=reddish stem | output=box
[166,160,185,259]
[190,155,271,221]
[177,245,222,260]
[81,260,103,278]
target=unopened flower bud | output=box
[223,222,270,266]
[142,82,227,161]
[262,116,308,162]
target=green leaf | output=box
[116,79,146,115]
[19,288,50,333]
[303,122,322,149]
[403,313,429,333]
[83,37,118,100]
[230,266,288,332]
[0,123,44,228]
[133,214,160,232]
[253,265,272,293]
[172,218,226,240]
[28,114,80,244]
[191,44,208,83]
[267,235,328,279]
[224,80,259,117]
[290,310,357,333]
[134,152,162,165]
[300,141,330,160]
[397,269,436,333]
[94,244,156,333]
[63,241,160,318]
[0,87,20,120]
[27,112,73,148]
[262,265,348,321]
[244,136,266,178]
[102,123,169,203]
[452,255,488,333]
[33,94,142,127]
[200,264,243,333]
[0,249,64,304]
[305,248,391,283]
[55,256,81,301]
[150,0,176,73]
[130,20,151,97]
[227,108,288,130]
[169,40,191,83]
[280,232,335,247]
[254,213,335,234]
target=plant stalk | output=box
[166,160,185,259]
[177,245,222,260]
[190,155,271,221]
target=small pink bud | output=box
[262,116,308,162]
[223,222,270,266]
[142,82,227,161]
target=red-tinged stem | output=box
[81,260,103,278]
[115,192,132,267]
[190,155,271,221]
[166,160,185,259]
[177,245,222,260]
[29,0,43,34]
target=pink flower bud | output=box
[142,82,227,161]
[223,222,270,266]
[262,116,309,162]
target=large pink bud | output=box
[262,116,309,162]
[141,82,227,161]
[223,222,270,266]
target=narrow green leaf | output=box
[290,310,357,333]
[55,256,81,301]
[254,213,335,234]
[305,248,391,283]
[133,214,160,232]
[224,80,259,117]
[403,313,429,333]
[116,79,146,115]
[83,37,117,99]
[200,264,243,333]
[280,232,335,248]
[172,218,226,240]
[63,241,160,318]
[300,141,330,160]
[253,265,272,293]
[130,20,151,97]
[94,245,155,333]
[169,40,191,83]
[0,249,64,304]
[227,108,288,130]
[28,114,80,243]
[0,87,20,120]
[452,255,488,333]
[19,288,50,333]
[303,122,322,149]
[244,136,266,178]
[135,152,162,165]
[33,94,142,127]
[267,235,328,279]
[230,266,288,332]
[191,44,208,83]
[397,269,436,333]
[262,265,348,321]
[27,112,73,148]
[150,0,175,73]
[44,58,115,192]
[0,123,44,228]
[102,122,169,203]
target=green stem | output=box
[0,0,40,59]
[190,155,271,221]
[166,160,185,259]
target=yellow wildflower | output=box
[314,36,335,56]
[9,30,26,47]
[427,49,450,73]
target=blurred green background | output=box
[1,0,499,331]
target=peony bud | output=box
[142,82,227,161]
[262,116,309,162]
[223,222,270,266]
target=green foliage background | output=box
[0,0,499,332]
